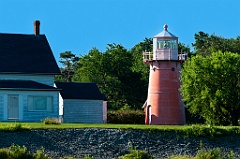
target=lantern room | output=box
[152,24,178,60]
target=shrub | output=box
[44,117,61,125]
[195,148,236,159]
[168,148,236,159]
[107,110,145,124]
[84,154,94,159]
[35,147,48,159]
[0,144,49,159]
[119,149,155,159]
[168,156,191,159]
[185,108,205,124]
[59,155,94,159]
[195,148,222,159]
[119,143,155,159]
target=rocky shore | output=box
[0,129,239,158]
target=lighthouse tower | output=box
[143,25,186,125]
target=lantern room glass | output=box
[157,39,177,49]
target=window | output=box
[157,39,177,49]
[28,96,53,111]
[157,39,165,49]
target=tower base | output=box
[145,60,185,125]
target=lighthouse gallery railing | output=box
[143,49,187,62]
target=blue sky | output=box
[0,0,239,65]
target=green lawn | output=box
[0,122,239,137]
[0,122,190,130]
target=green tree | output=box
[56,51,79,82]
[104,44,136,109]
[178,42,194,58]
[73,43,148,110]
[180,51,240,125]
[192,31,211,56]
[192,32,240,56]
[129,38,154,108]
[73,48,108,83]
[131,38,152,82]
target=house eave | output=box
[0,88,61,91]
[62,98,104,100]
[0,72,60,75]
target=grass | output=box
[0,122,186,129]
[0,122,239,137]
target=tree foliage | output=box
[180,51,240,125]
[193,31,240,56]
[130,38,152,82]
[73,44,148,110]
[178,42,193,58]
[55,51,79,82]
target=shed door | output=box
[8,95,19,120]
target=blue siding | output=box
[63,100,103,123]
[0,91,59,122]
[22,93,59,122]
[0,95,4,121]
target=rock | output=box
[0,129,239,159]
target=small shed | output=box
[55,82,107,123]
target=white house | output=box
[0,20,107,123]
[55,82,107,123]
[0,21,60,121]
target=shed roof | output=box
[0,33,60,75]
[55,82,105,100]
[0,80,60,91]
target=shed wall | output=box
[63,99,103,123]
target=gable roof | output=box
[55,82,105,100]
[0,33,60,75]
[0,80,60,91]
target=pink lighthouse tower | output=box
[143,24,186,125]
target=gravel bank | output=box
[0,129,239,158]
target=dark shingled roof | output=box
[0,33,60,74]
[0,80,60,91]
[55,82,105,100]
